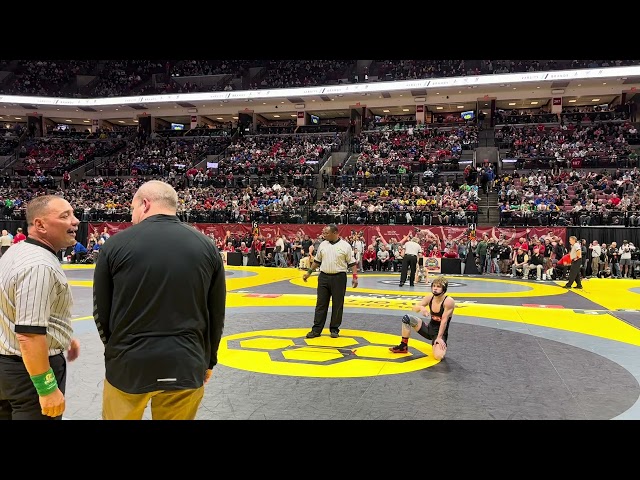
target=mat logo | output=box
[218,328,440,378]
[379,280,465,288]
[424,258,440,269]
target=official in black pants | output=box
[0,353,67,420]
[312,272,348,334]
[400,254,417,286]
[302,224,358,338]
[564,259,583,288]
[563,235,583,289]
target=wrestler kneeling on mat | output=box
[390,276,455,360]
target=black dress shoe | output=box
[573,286,583,289]
[399,283,404,287]
[562,285,571,289]
[306,331,321,338]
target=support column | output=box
[416,105,425,125]
[551,97,562,121]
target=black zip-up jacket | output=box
[93,214,226,394]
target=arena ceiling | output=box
[1,69,638,128]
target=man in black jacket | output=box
[93,180,226,420]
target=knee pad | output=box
[402,315,419,327]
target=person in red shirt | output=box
[512,236,529,261]
[252,235,264,266]
[264,234,275,250]
[362,245,378,271]
[12,228,26,244]
[221,241,235,265]
[239,242,250,254]
[551,252,572,281]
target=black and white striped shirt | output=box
[402,240,422,256]
[315,238,357,274]
[0,238,74,356]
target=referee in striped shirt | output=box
[0,195,81,420]
[303,224,358,338]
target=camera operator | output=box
[608,242,621,278]
[597,265,614,278]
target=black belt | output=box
[320,271,347,275]
[0,354,21,360]
[404,254,417,257]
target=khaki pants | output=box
[102,379,204,420]
[591,257,600,276]
[524,264,543,279]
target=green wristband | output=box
[307,268,314,275]
[30,368,58,396]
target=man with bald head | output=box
[93,180,226,420]
[0,194,81,419]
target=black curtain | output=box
[247,244,260,266]
[138,115,152,137]
[27,115,43,137]
[0,220,29,235]
[77,222,89,246]
[0,221,89,247]
[566,227,640,246]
